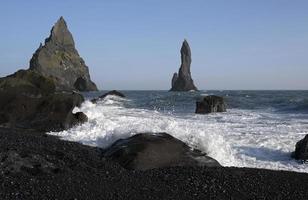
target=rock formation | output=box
[0,70,86,132]
[91,90,125,103]
[0,69,55,96]
[29,17,97,92]
[170,40,198,91]
[103,132,220,170]
[195,95,226,114]
[292,134,308,160]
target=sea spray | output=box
[50,95,235,165]
[49,91,308,173]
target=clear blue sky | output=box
[1,0,308,90]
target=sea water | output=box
[49,90,308,173]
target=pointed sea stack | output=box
[29,17,98,91]
[170,40,198,91]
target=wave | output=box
[49,94,308,173]
[49,95,235,165]
[224,92,308,114]
[279,99,308,114]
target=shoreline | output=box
[1,127,308,199]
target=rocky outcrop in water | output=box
[0,17,95,131]
[0,70,86,132]
[170,40,198,91]
[103,132,220,170]
[91,90,125,103]
[292,134,308,160]
[195,95,226,114]
[29,17,97,92]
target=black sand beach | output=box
[1,127,308,200]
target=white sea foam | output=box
[49,95,308,173]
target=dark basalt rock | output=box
[196,95,226,114]
[91,90,125,103]
[29,17,97,92]
[103,132,221,170]
[292,134,308,160]
[0,91,85,132]
[0,69,87,132]
[74,77,87,91]
[170,40,198,91]
[0,17,93,131]
[74,112,88,124]
[29,92,85,131]
[0,69,55,96]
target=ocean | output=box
[49,90,308,172]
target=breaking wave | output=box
[49,91,308,173]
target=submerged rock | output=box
[91,90,125,103]
[29,17,97,92]
[195,95,226,114]
[170,40,198,91]
[103,132,220,170]
[293,134,308,160]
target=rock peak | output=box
[181,39,191,58]
[29,18,98,92]
[45,16,74,47]
[170,40,198,91]
[183,39,189,46]
[54,16,67,28]
[59,16,65,22]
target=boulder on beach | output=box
[103,132,221,170]
[195,95,226,114]
[292,134,308,160]
[170,40,198,91]
[29,17,97,92]
[91,90,125,103]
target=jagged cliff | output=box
[29,17,97,91]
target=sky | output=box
[0,0,308,90]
